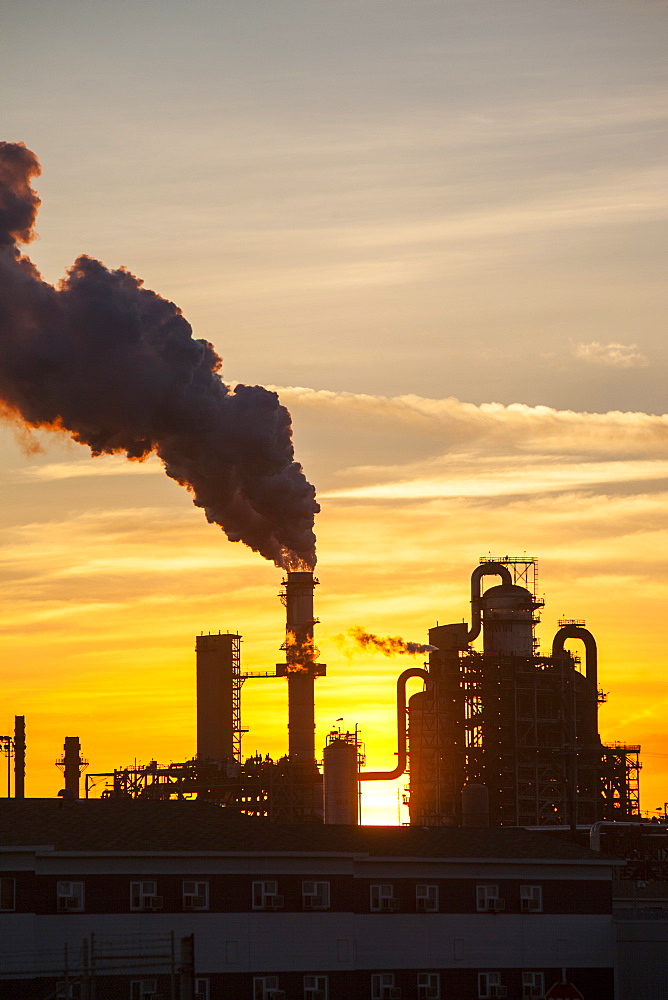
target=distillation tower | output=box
[407,557,641,827]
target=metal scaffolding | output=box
[85,754,323,824]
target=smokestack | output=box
[14,716,25,799]
[278,571,325,764]
[0,142,318,570]
[196,633,241,762]
[56,737,88,799]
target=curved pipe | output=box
[552,625,597,689]
[590,821,664,853]
[467,562,513,642]
[358,667,429,781]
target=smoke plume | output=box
[0,143,318,569]
[335,626,437,657]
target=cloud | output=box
[20,457,162,481]
[275,385,668,465]
[574,341,648,368]
[320,458,668,502]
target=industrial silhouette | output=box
[2,557,664,1000]
[70,557,639,831]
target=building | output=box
[0,799,617,999]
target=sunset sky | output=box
[2,1,668,822]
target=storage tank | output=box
[323,734,359,824]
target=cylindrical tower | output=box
[196,632,241,762]
[407,622,467,826]
[56,737,88,799]
[14,715,25,799]
[482,584,536,656]
[283,571,318,764]
[323,733,359,824]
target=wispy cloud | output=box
[574,341,648,368]
[277,385,668,458]
[20,457,161,481]
[321,458,668,501]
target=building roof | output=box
[0,800,611,862]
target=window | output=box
[478,972,506,998]
[522,972,545,999]
[302,881,330,910]
[252,880,283,910]
[57,881,84,912]
[416,884,438,912]
[183,880,209,910]
[520,885,543,912]
[253,976,279,1000]
[130,981,158,1000]
[370,883,399,911]
[0,877,15,911]
[304,974,328,999]
[417,972,440,998]
[371,973,400,999]
[194,978,210,1000]
[130,881,162,911]
[476,884,504,912]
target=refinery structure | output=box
[0,556,660,1000]
[32,555,639,831]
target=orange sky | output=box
[2,1,668,822]
[2,407,668,821]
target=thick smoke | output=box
[335,626,437,657]
[0,143,318,569]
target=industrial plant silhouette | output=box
[2,556,665,999]
[67,558,639,829]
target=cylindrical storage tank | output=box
[482,584,535,656]
[323,737,358,824]
[462,783,490,827]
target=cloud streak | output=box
[278,385,668,456]
[575,341,648,368]
[321,459,668,502]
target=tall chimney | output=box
[56,737,88,799]
[14,716,25,799]
[279,572,325,764]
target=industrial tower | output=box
[407,557,641,827]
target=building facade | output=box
[0,800,617,1000]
